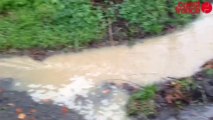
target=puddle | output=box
[0,13,213,120]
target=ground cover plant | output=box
[0,0,208,51]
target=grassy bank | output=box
[0,0,208,51]
[126,59,213,119]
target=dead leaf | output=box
[165,94,174,104]
[61,106,69,115]
[18,113,27,120]
[16,108,23,114]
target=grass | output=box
[0,0,105,50]
[0,0,207,51]
[127,85,157,116]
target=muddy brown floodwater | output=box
[0,13,213,120]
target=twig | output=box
[108,18,114,45]
[167,77,179,80]
[102,78,143,88]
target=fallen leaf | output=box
[61,106,69,115]
[18,113,27,120]
[16,108,23,114]
[165,94,174,104]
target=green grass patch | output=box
[0,0,105,50]
[127,85,157,116]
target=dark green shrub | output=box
[166,0,199,26]
[120,0,169,34]
[120,0,206,34]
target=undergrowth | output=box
[0,0,207,51]
[0,0,105,50]
[127,85,157,116]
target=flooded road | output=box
[0,13,213,120]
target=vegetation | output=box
[131,85,157,101]
[120,0,169,34]
[127,59,213,118]
[120,0,207,34]
[0,0,206,51]
[126,78,198,117]
[127,85,157,116]
[177,77,196,91]
[0,0,105,50]
[206,69,213,77]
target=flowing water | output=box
[0,13,213,120]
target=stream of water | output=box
[0,13,213,120]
